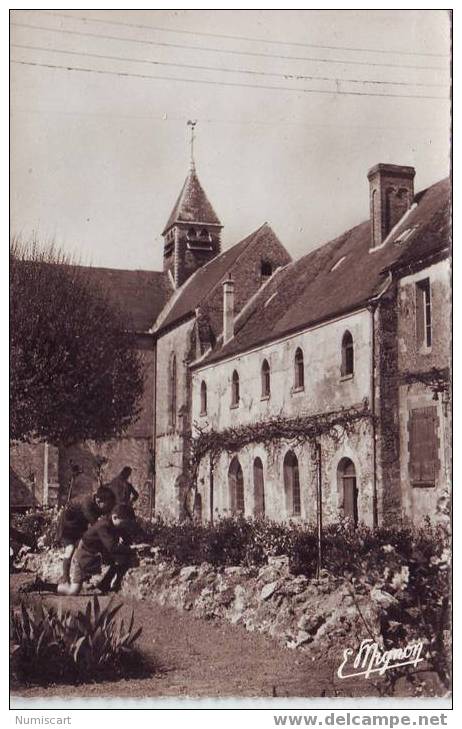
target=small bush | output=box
[10,508,57,549]
[11,596,146,686]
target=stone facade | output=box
[192,309,375,525]
[396,259,451,522]
[154,229,291,519]
[155,318,195,518]
[10,161,450,529]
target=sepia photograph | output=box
[9,8,452,710]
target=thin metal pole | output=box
[209,457,214,525]
[316,441,323,578]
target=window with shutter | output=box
[408,406,439,487]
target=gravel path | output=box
[11,574,370,699]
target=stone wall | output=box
[10,442,60,508]
[192,309,371,431]
[199,231,291,341]
[397,259,451,523]
[155,318,196,518]
[196,419,374,525]
[397,260,450,374]
[375,287,401,525]
[23,549,381,662]
[59,436,154,517]
[193,309,375,524]
[10,442,47,507]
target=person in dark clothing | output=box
[57,486,115,584]
[58,504,137,595]
[107,467,139,512]
[22,505,137,596]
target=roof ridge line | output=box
[195,222,275,308]
[152,222,272,333]
[233,263,289,333]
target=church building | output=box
[10,146,451,526]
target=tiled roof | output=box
[198,177,450,367]
[162,168,222,235]
[78,266,173,333]
[154,223,278,334]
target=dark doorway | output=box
[338,457,358,526]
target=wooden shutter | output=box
[408,407,438,486]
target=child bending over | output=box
[57,486,116,585]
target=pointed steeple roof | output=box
[162,169,222,235]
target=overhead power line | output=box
[10,58,449,101]
[11,21,448,72]
[12,42,449,89]
[10,106,449,131]
[28,10,448,59]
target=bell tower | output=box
[162,122,223,288]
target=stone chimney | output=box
[367,163,415,249]
[222,274,235,344]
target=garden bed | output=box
[15,515,451,696]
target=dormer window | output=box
[261,260,272,280]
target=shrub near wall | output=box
[13,514,450,692]
[135,516,450,690]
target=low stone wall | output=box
[20,547,381,661]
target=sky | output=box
[10,9,451,272]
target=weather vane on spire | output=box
[187,119,197,171]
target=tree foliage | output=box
[10,239,144,444]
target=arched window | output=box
[261,359,270,398]
[187,227,196,238]
[261,260,272,279]
[283,450,301,516]
[229,457,245,515]
[337,458,358,527]
[341,331,354,377]
[253,457,265,517]
[294,348,304,389]
[200,228,210,239]
[169,353,177,428]
[200,380,207,415]
[231,370,240,407]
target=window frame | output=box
[200,380,207,416]
[341,331,354,379]
[293,347,305,392]
[416,278,432,350]
[231,369,240,408]
[261,359,271,399]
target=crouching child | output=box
[57,486,116,584]
[58,504,138,596]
